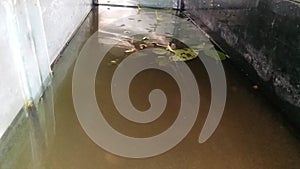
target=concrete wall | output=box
[0,0,92,139]
[183,0,259,9]
[0,4,24,139]
[184,0,300,133]
[94,0,179,9]
[40,0,93,63]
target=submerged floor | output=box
[1,6,300,169]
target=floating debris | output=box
[139,44,147,49]
[123,30,130,34]
[168,48,198,61]
[124,48,136,53]
[137,4,142,12]
[145,28,153,32]
[253,85,259,90]
[25,100,34,110]
[110,60,117,65]
[117,33,228,62]
[167,42,198,61]
[142,36,148,41]
[108,58,121,66]
[155,10,164,22]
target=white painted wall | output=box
[40,0,93,62]
[0,5,24,138]
[95,0,178,9]
[0,0,92,139]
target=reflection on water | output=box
[1,6,300,169]
[0,86,55,169]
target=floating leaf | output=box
[169,55,184,61]
[216,51,228,60]
[168,46,198,61]
[124,48,136,53]
[193,49,200,54]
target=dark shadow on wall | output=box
[183,0,300,136]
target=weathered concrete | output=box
[184,0,300,134]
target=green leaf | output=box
[216,51,228,60]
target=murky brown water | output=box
[1,6,300,169]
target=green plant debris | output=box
[121,33,228,62]
[155,10,164,22]
[167,46,198,61]
[124,48,136,53]
[24,100,34,110]
[137,4,142,12]
[137,0,142,12]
